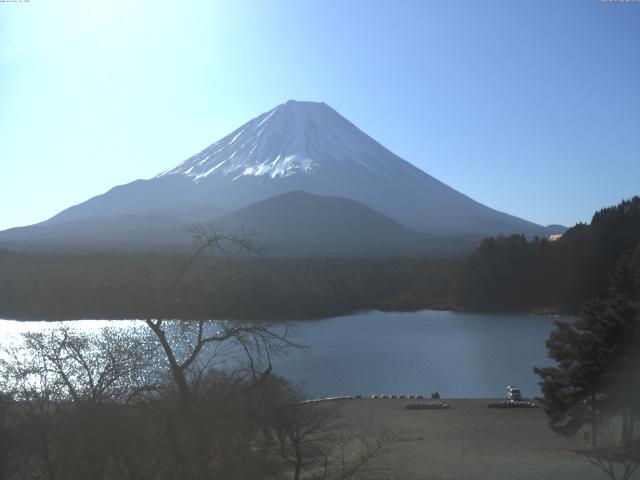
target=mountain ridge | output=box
[0,100,563,254]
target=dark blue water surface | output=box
[271,310,559,398]
[0,310,562,398]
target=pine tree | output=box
[534,245,640,448]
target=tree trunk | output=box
[146,320,191,406]
[622,411,630,447]
[293,440,302,480]
[591,393,598,449]
[41,424,55,480]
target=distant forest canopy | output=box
[0,252,455,321]
[453,196,640,313]
[0,197,638,321]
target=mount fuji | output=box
[0,100,557,254]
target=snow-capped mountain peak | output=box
[156,100,405,182]
[21,100,549,240]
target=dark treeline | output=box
[453,197,640,313]
[2,197,639,320]
[0,251,456,321]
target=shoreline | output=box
[0,305,574,323]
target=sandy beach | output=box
[336,398,609,480]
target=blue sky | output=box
[1,0,639,231]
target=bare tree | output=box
[118,224,304,480]
[0,224,389,480]
[265,383,391,480]
[145,317,296,408]
[128,224,297,405]
[0,325,157,480]
[15,326,156,405]
[574,419,640,480]
[0,392,18,480]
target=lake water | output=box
[0,310,561,399]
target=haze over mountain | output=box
[215,191,431,256]
[0,100,561,253]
